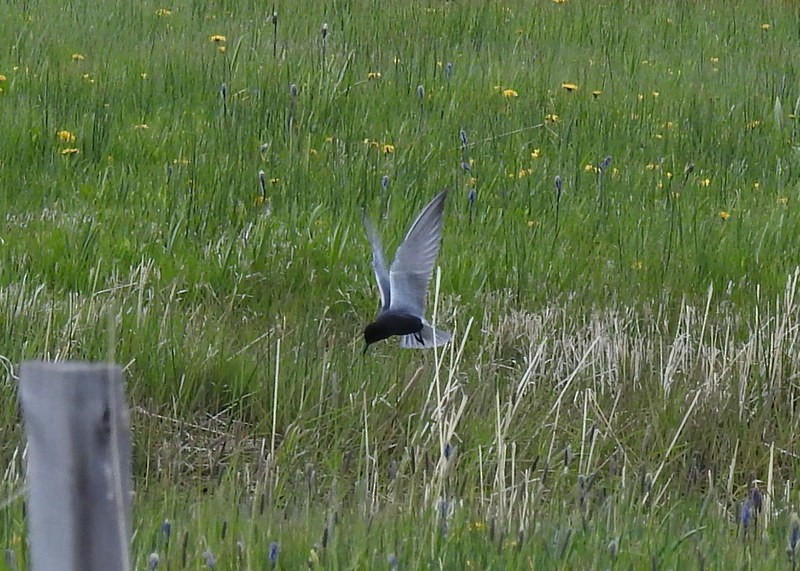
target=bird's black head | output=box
[364,321,388,347]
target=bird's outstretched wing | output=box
[363,213,391,312]
[388,189,448,317]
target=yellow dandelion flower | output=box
[645,163,660,171]
[663,121,674,129]
[71,53,85,61]
[561,82,578,92]
[652,91,660,97]
[531,149,541,158]
[710,57,719,64]
[0,75,6,81]
[502,88,519,98]
[753,182,760,189]
[777,196,788,205]
[632,260,643,270]
[57,130,76,143]
[666,171,673,179]
[218,46,226,53]
[746,120,761,130]
[761,23,771,31]
[527,220,537,227]
[210,34,227,43]
[382,144,395,154]
[309,148,318,156]
[592,90,602,98]
[718,210,730,220]
[60,148,79,155]
[672,191,681,199]
[656,181,664,189]
[140,72,148,79]
[254,195,266,207]
[544,113,560,123]
[173,158,190,165]
[324,136,334,143]
[393,57,401,64]
[133,124,149,130]
[155,8,172,16]
[367,71,382,80]
[700,178,711,187]
[552,0,566,4]
[468,177,477,186]
[270,178,280,184]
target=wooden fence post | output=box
[19,361,132,571]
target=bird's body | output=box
[363,190,451,351]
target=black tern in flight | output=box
[363,189,451,352]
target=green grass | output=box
[3,0,800,568]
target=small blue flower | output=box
[459,129,468,149]
[741,499,753,531]
[203,550,217,569]
[161,520,171,541]
[269,541,279,567]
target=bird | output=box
[363,189,451,352]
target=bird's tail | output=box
[400,321,451,349]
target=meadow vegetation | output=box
[2,0,800,568]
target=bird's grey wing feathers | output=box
[388,190,448,316]
[363,213,391,311]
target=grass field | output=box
[2,0,800,568]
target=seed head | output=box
[289,83,298,98]
[417,84,425,100]
[321,23,328,39]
